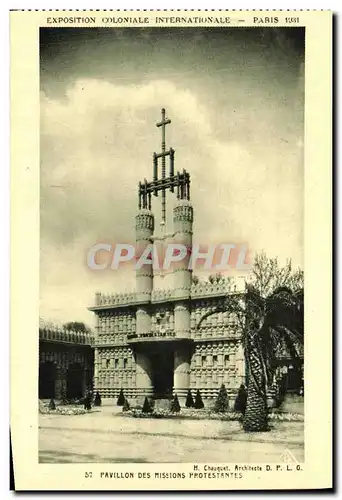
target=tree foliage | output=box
[234,384,247,414]
[197,252,304,432]
[94,391,102,407]
[117,388,125,406]
[48,398,56,410]
[185,389,194,408]
[170,394,181,413]
[246,251,304,298]
[214,384,229,413]
[84,394,92,410]
[63,321,91,333]
[142,397,153,413]
[122,398,130,412]
[194,390,204,409]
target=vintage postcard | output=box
[10,10,332,491]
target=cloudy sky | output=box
[40,27,305,327]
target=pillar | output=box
[135,352,153,401]
[173,199,193,344]
[173,347,190,401]
[174,302,191,339]
[235,341,245,386]
[135,209,154,336]
[55,365,63,399]
[172,200,193,299]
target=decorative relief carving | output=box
[135,209,154,231]
[173,200,194,222]
[39,325,94,345]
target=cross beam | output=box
[138,170,190,211]
[138,108,191,214]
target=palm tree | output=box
[242,284,303,431]
[197,254,304,432]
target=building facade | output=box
[39,323,94,400]
[88,109,245,405]
[89,280,245,404]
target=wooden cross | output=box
[156,108,171,224]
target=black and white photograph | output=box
[39,24,305,464]
[10,10,332,491]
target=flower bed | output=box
[268,411,304,422]
[39,404,87,416]
[122,408,303,422]
[123,409,243,421]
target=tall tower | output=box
[135,109,193,402]
[135,190,155,401]
[135,208,154,331]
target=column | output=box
[235,341,245,386]
[55,364,63,399]
[172,200,193,299]
[135,351,153,401]
[174,302,191,339]
[173,347,190,401]
[135,209,154,337]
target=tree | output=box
[117,388,125,406]
[245,251,303,297]
[198,253,304,432]
[63,322,91,333]
[214,384,229,413]
[170,394,181,413]
[185,389,194,408]
[60,391,69,405]
[48,398,56,410]
[84,393,92,410]
[122,398,130,412]
[142,397,153,413]
[194,390,204,409]
[234,384,247,414]
[94,391,102,407]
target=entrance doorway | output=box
[39,361,56,399]
[67,363,84,399]
[150,348,174,399]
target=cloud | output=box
[40,77,303,325]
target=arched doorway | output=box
[39,361,56,399]
[67,363,84,399]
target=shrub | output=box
[60,393,69,405]
[234,384,247,414]
[194,389,204,409]
[170,394,181,413]
[117,388,125,406]
[94,391,102,407]
[48,398,56,410]
[122,398,130,412]
[214,384,229,413]
[185,389,194,408]
[84,394,92,410]
[142,397,153,413]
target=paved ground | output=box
[39,406,304,463]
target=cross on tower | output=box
[156,108,171,225]
[138,108,191,223]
